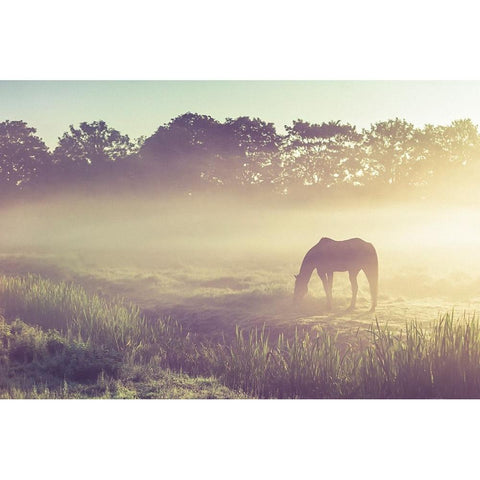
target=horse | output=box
[294,237,378,312]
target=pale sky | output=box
[2,81,480,149]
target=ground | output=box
[1,252,478,346]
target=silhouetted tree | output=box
[140,113,226,188]
[404,123,442,186]
[435,119,480,168]
[420,119,480,187]
[0,120,51,194]
[281,120,362,190]
[137,113,307,190]
[361,118,420,186]
[3,112,480,200]
[53,120,135,181]
[223,116,283,186]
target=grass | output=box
[213,327,346,398]
[0,317,245,399]
[0,275,246,398]
[353,315,480,398]
[2,274,480,398]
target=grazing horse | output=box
[294,237,378,312]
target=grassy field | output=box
[2,196,480,398]
[0,275,247,399]
[2,271,480,399]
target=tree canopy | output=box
[1,114,480,198]
[53,120,136,181]
[0,120,51,193]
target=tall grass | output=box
[3,274,480,398]
[353,314,480,398]
[1,275,141,349]
[213,314,480,398]
[0,274,193,366]
[214,327,345,397]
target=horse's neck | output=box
[299,257,315,283]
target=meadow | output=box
[1,191,480,398]
[2,273,480,398]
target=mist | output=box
[1,189,480,338]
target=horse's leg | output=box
[326,271,334,310]
[318,271,332,311]
[348,269,359,311]
[363,263,378,313]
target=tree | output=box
[281,120,362,190]
[53,120,135,180]
[140,113,239,189]
[0,120,51,193]
[433,119,480,170]
[419,119,480,187]
[223,116,282,186]
[361,118,420,186]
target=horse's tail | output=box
[363,244,378,310]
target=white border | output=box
[3,0,480,79]
[0,400,477,479]
[1,1,478,478]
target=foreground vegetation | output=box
[0,275,246,399]
[1,274,480,398]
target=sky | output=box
[2,81,480,149]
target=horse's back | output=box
[314,237,377,270]
[318,237,373,251]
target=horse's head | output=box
[293,274,308,304]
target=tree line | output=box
[1,113,480,198]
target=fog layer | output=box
[1,191,480,336]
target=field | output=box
[1,191,480,398]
